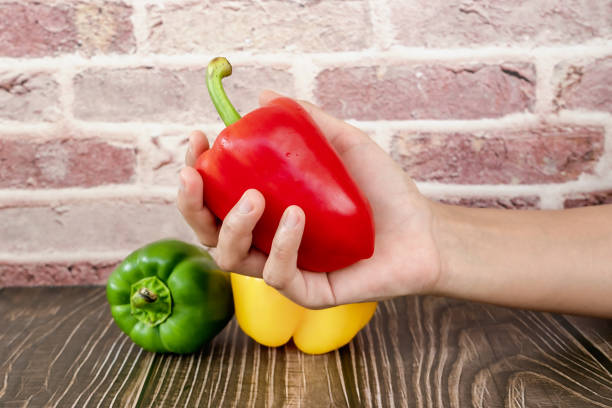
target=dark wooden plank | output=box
[135,295,612,408]
[564,315,612,360]
[1,287,611,407]
[354,297,612,408]
[0,287,153,408]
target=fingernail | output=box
[283,208,299,229]
[179,175,186,192]
[238,195,253,214]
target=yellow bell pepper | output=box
[231,273,377,354]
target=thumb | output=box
[259,89,284,106]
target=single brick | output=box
[72,2,135,55]
[0,1,134,57]
[390,0,612,47]
[390,126,604,184]
[0,260,120,286]
[564,190,612,208]
[554,57,612,114]
[73,66,294,123]
[0,138,136,188]
[0,2,76,57]
[438,196,540,209]
[0,200,196,254]
[315,63,535,120]
[0,71,60,122]
[146,0,372,54]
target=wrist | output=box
[428,201,468,297]
[398,195,450,297]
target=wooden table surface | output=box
[1,287,610,407]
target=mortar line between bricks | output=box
[533,54,556,115]
[0,123,56,134]
[367,0,394,51]
[0,121,220,137]
[2,112,610,136]
[352,114,546,132]
[134,130,147,185]
[56,65,77,124]
[0,186,178,203]
[351,112,612,138]
[0,251,130,264]
[416,180,612,200]
[130,0,150,55]
[370,128,394,151]
[1,179,610,206]
[598,122,612,181]
[0,44,610,70]
[291,56,317,102]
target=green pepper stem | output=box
[131,288,157,309]
[207,57,242,127]
[130,276,172,326]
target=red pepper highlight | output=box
[195,57,375,272]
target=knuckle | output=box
[198,233,218,248]
[221,214,243,236]
[215,252,239,271]
[263,276,282,290]
[300,293,332,310]
[263,270,289,290]
[271,240,292,262]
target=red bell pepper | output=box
[194,57,374,272]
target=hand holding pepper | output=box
[178,90,442,309]
[178,87,612,318]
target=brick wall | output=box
[1,0,611,286]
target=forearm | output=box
[431,202,612,318]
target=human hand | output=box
[178,91,441,308]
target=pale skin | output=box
[178,90,612,318]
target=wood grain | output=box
[0,287,153,408]
[564,315,612,360]
[0,287,610,407]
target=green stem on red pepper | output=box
[207,57,242,126]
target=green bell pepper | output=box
[106,239,234,354]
